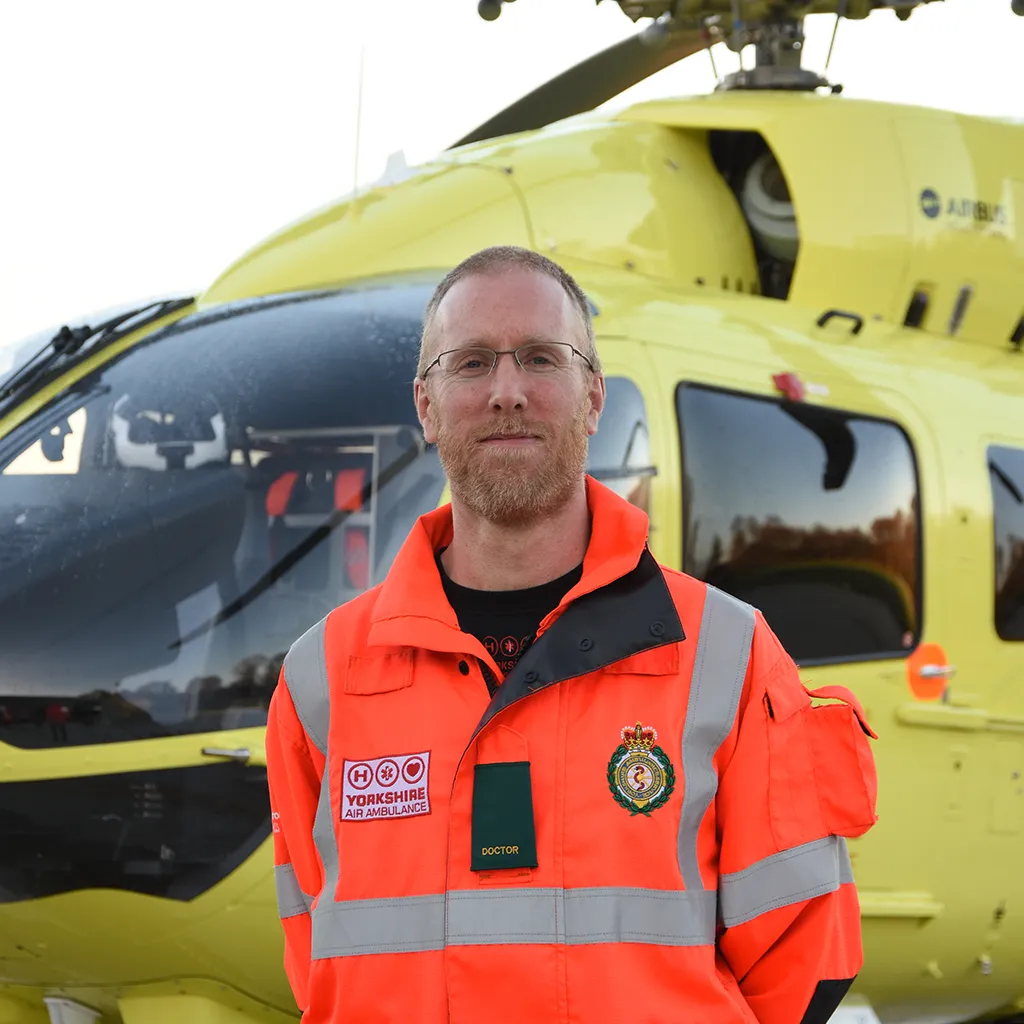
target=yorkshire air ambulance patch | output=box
[607,722,675,816]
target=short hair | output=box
[417,245,599,378]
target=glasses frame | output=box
[420,342,596,380]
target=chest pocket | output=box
[344,649,414,695]
[473,724,535,886]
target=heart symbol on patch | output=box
[402,757,425,783]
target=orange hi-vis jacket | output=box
[266,477,879,1024]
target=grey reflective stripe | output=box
[677,585,755,891]
[311,746,340,924]
[314,895,445,957]
[561,884,712,946]
[310,887,716,959]
[283,617,330,755]
[565,887,715,946]
[275,862,315,920]
[719,835,852,929]
[560,887,715,946]
[839,836,854,885]
[448,887,715,947]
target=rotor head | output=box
[607,0,943,91]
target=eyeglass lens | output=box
[439,343,576,377]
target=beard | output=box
[435,400,590,528]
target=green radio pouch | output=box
[471,761,539,871]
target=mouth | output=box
[479,433,542,446]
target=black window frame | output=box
[988,443,1024,642]
[676,380,925,668]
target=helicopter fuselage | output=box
[0,90,1022,1024]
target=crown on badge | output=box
[621,722,657,750]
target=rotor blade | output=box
[451,27,709,149]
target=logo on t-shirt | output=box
[341,751,431,821]
[485,634,534,674]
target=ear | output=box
[585,372,605,437]
[414,378,438,444]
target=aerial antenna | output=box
[352,43,366,214]
[703,24,719,81]
[825,0,848,69]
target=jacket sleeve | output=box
[715,611,879,1024]
[266,671,326,1015]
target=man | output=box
[266,246,879,1024]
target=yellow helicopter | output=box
[1,1,1023,1022]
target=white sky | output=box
[1,0,1022,360]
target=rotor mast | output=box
[715,9,834,93]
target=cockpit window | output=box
[0,280,447,748]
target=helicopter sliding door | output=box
[0,277,448,907]
[648,324,1024,1004]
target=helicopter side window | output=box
[989,445,1024,641]
[676,384,921,666]
[587,376,655,515]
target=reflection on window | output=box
[110,393,227,471]
[3,408,87,475]
[990,445,1024,641]
[588,376,655,515]
[0,281,447,748]
[677,384,921,664]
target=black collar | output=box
[473,548,685,738]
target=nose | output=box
[486,351,529,412]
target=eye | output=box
[450,349,492,375]
[519,344,564,369]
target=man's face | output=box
[414,268,604,528]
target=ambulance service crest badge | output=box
[607,722,675,816]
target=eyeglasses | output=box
[420,342,595,380]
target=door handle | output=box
[201,747,252,764]
[919,664,957,680]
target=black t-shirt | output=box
[437,552,583,680]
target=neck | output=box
[442,480,590,591]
